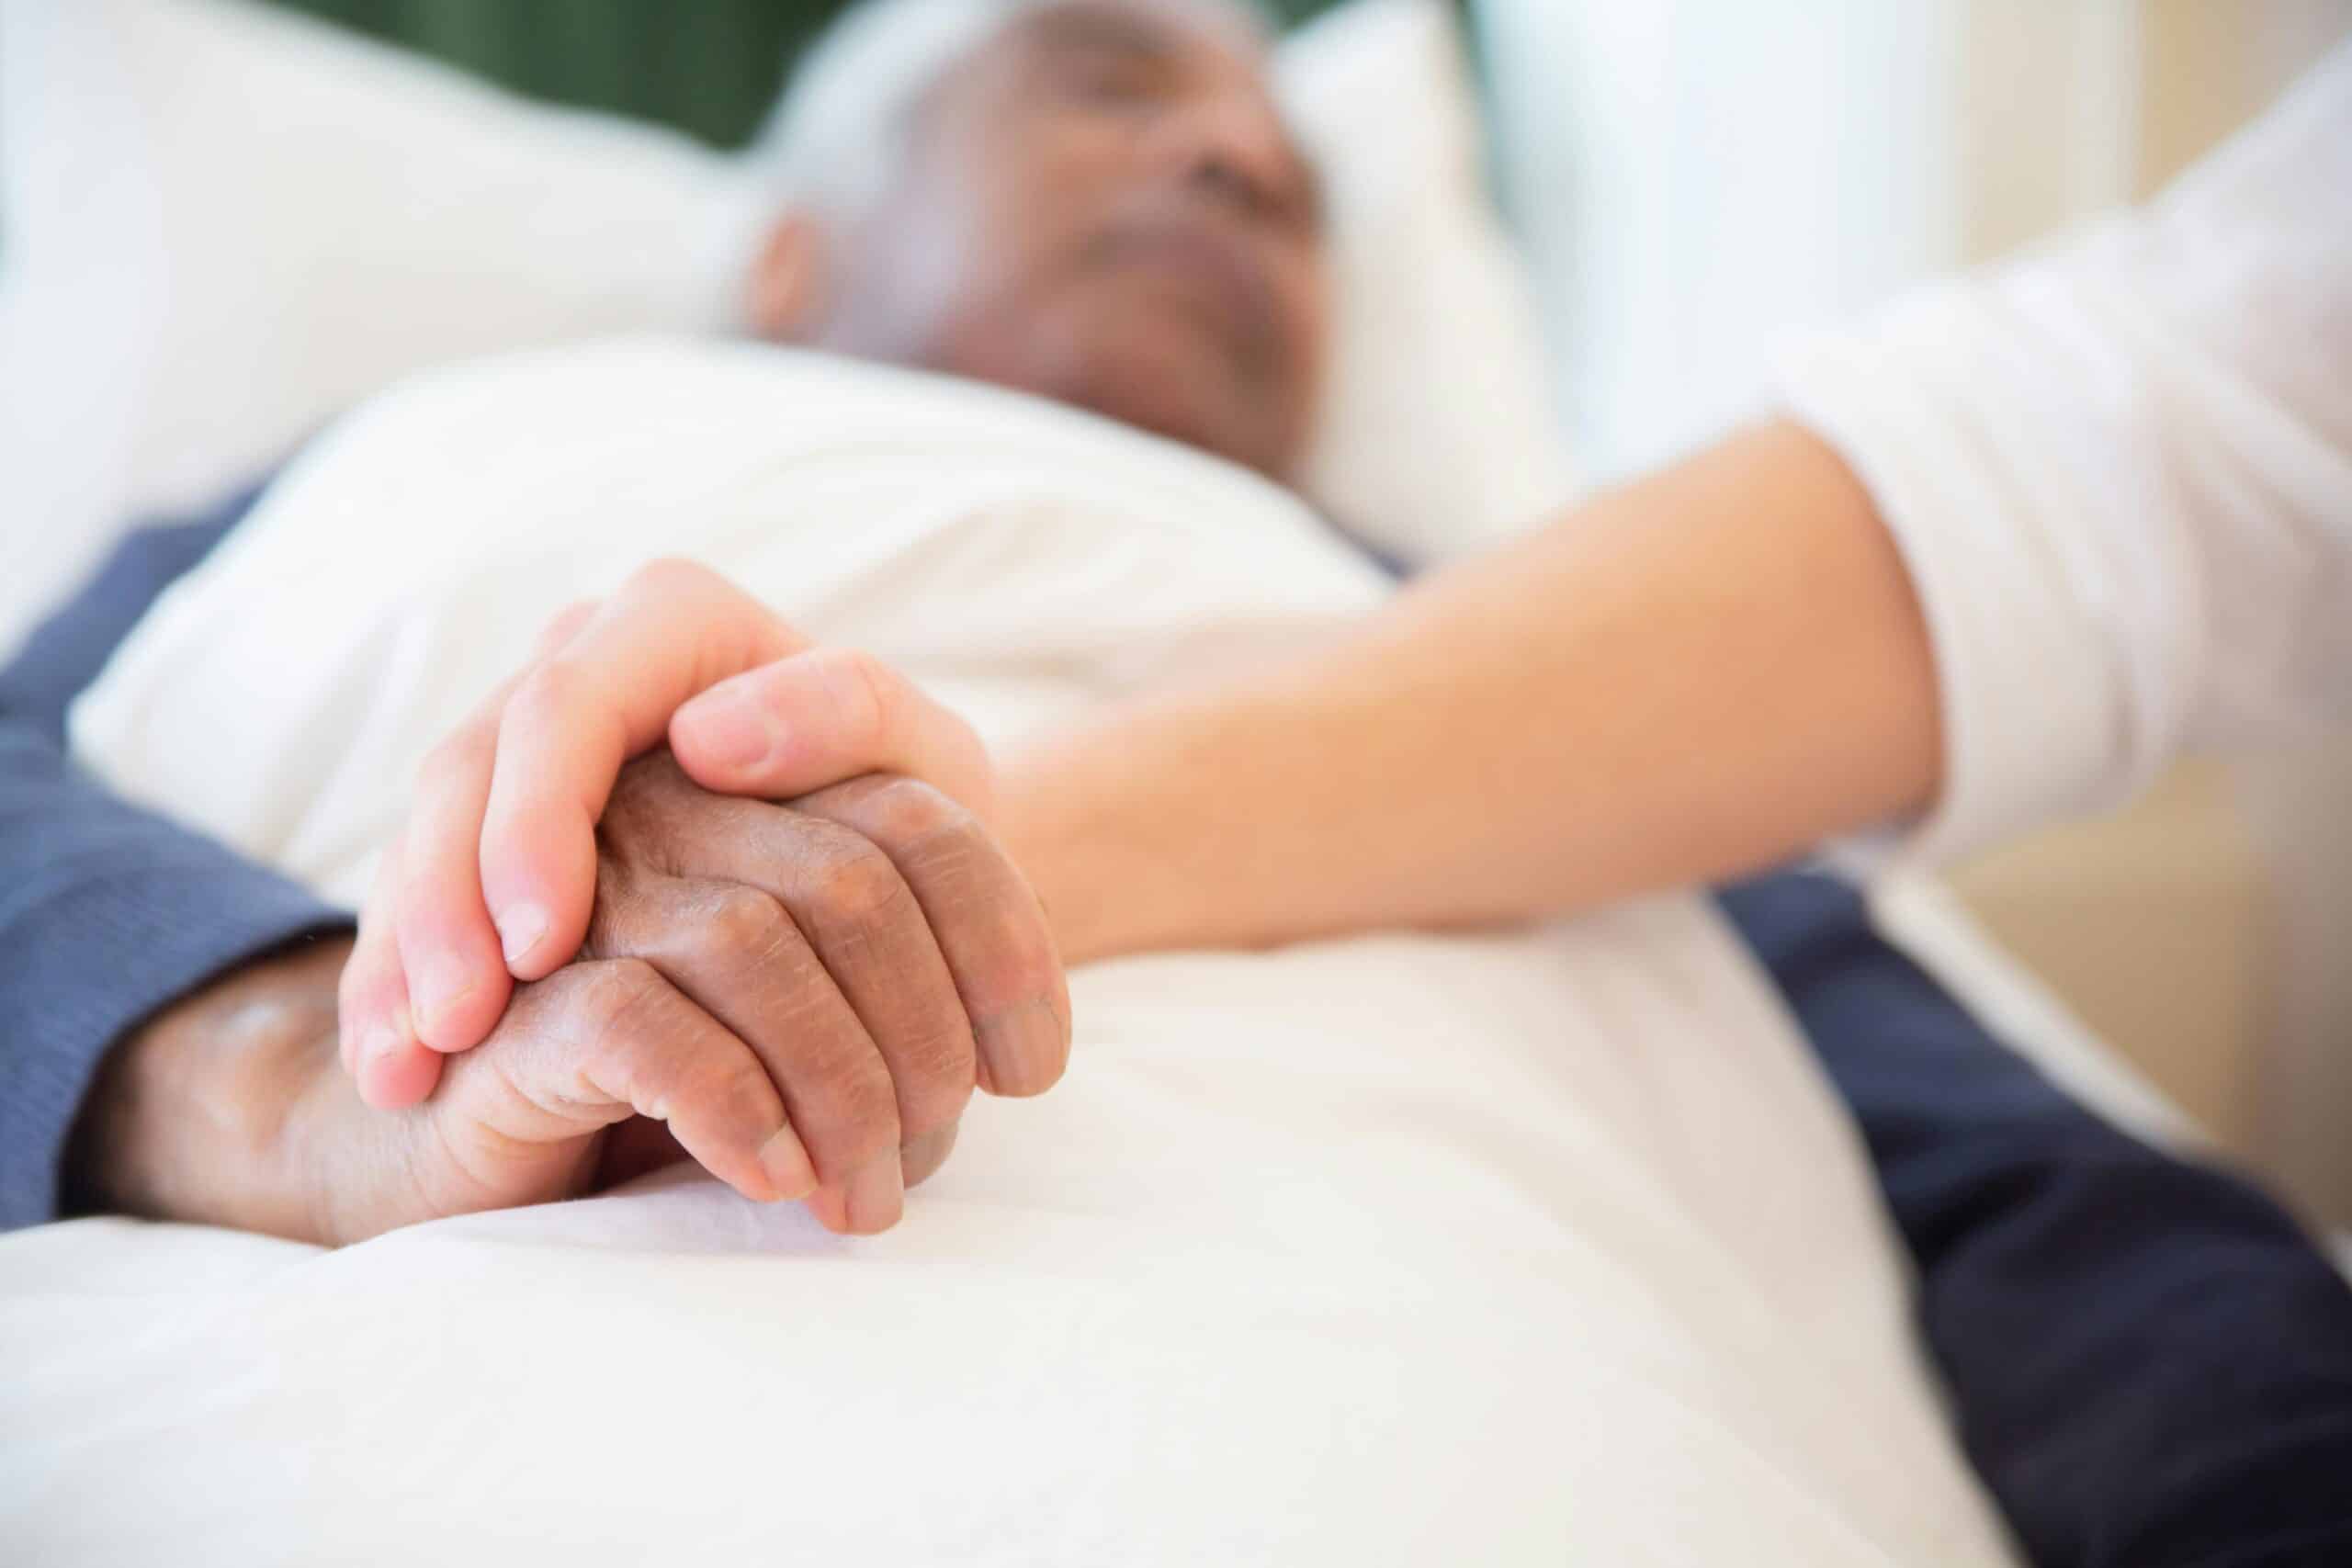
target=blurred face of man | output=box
[751,0,1329,479]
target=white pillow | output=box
[0,0,756,650]
[0,0,1574,655]
[1280,0,1577,561]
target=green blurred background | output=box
[263,0,1367,148]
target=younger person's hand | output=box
[335,561,1069,1231]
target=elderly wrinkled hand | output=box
[332,561,1069,1234]
[77,741,1067,1245]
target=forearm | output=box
[1004,419,1941,962]
[65,935,363,1243]
[0,481,343,1230]
[0,716,354,1228]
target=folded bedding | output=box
[4,340,2029,1564]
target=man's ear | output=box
[745,211,831,343]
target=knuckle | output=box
[949,897,1063,1021]
[416,725,490,790]
[692,1052,785,1145]
[695,886,797,970]
[807,837,908,925]
[576,955,668,1034]
[892,826,997,920]
[808,1057,901,1171]
[391,841,469,919]
[896,1029,978,1133]
[504,659,583,735]
[859,776,971,847]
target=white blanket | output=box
[6,341,2015,1565]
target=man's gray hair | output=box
[752,0,1048,217]
[752,0,1274,220]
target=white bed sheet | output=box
[3,341,2025,1565]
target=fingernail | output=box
[899,1122,960,1189]
[495,902,549,966]
[759,1129,818,1202]
[844,1157,904,1234]
[413,953,477,1041]
[695,687,783,773]
[977,998,1069,1098]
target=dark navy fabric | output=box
[6,477,2349,1566]
[0,480,347,1228]
[1718,871,2352,1568]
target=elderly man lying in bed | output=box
[21,3,2352,1559]
[32,3,2023,1548]
[43,0,1329,1242]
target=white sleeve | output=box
[1779,41,2352,869]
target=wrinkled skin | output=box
[83,753,1065,1245]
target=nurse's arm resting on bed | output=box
[365,32,2349,1024]
[356,416,1931,980]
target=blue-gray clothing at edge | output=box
[0,481,349,1229]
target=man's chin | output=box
[947,315,1300,477]
[1068,355,1290,477]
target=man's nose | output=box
[1154,95,1305,224]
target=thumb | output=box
[473,562,803,982]
[669,647,996,819]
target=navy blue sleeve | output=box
[0,480,349,1230]
[1720,870,2352,1568]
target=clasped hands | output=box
[85,561,1069,1245]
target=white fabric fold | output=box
[31,342,2013,1565]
